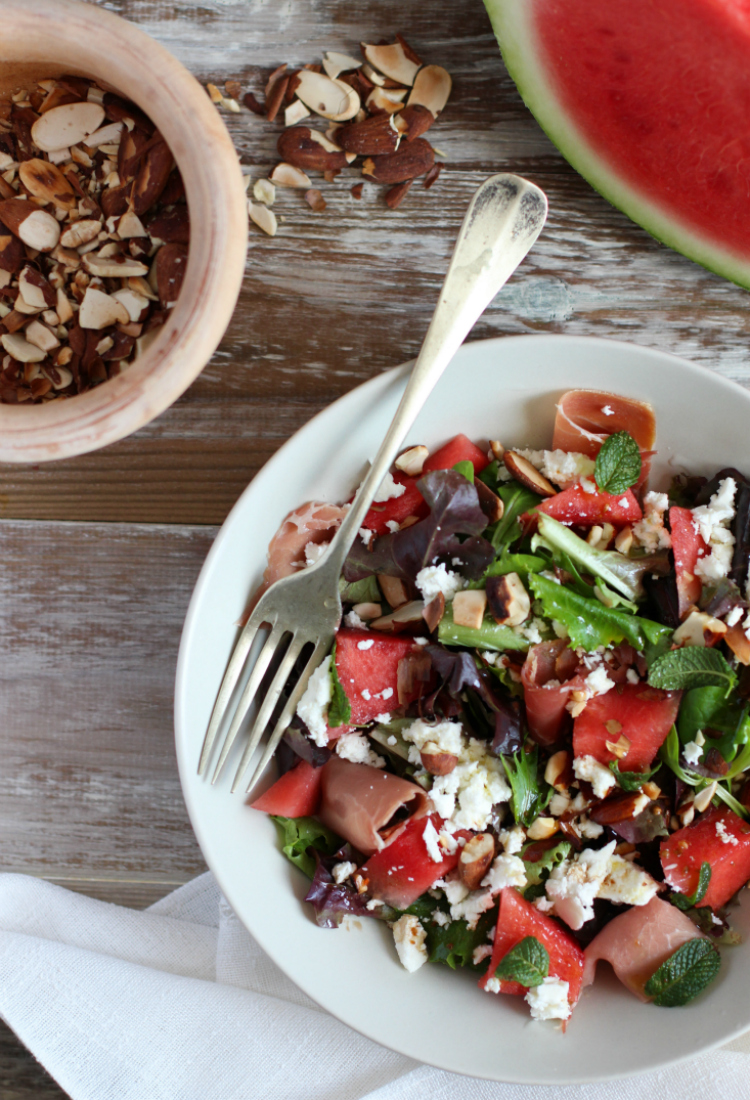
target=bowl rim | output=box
[0,0,248,463]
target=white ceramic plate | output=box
[175,334,750,1084]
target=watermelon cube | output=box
[251,759,324,818]
[335,628,423,725]
[660,804,750,910]
[422,433,489,476]
[669,505,707,619]
[573,683,681,773]
[361,472,428,536]
[535,485,642,527]
[480,887,584,1006]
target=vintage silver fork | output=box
[197,173,547,795]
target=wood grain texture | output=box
[0,0,749,522]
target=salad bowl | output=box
[175,333,750,1083]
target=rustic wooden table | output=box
[3,0,750,1095]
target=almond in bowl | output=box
[0,0,248,463]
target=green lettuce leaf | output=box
[271,815,342,879]
[503,745,551,827]
[491,480,542,550]
[327,643,351,728]
[438,601,530,652]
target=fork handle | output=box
[321,173,548,579]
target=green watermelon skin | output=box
[484,0,750,288]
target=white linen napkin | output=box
[1,871,749,1100]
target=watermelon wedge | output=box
[484,0,750,287]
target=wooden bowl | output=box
[0,0,248,463]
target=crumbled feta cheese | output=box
[392,914,428,972]
[303,540,328,565]
[402,717,464,763]
[484,976,502,994]
[357,638,375,650]
[359,527,372,545]
[361,688,371,700]
[545,841,616,929]
[379,687,394,700]
[633,492,671,552]
[584,666,615,697]
[345,610,368,630]
[448,889,495,929]
[580,476,597,494]
[549,791,571,817]
[602,405,614,416]
[385,519,400,533]
[438,877,470,906]
[598,855,659,906]
[573,755,616,799]
[429,740,512,830]
[726,606,743,627]
[626,668,640,684]
[415,563,466,602]
[716,820,739,846]
[512,616,546,645]
[577,817,604,840]
[481,853,527,893]
[472,944,493,965]
[683,740,703,766]
[296,655,332,746]
[692,478,737,582]
[423,819,444,863]
[534,897,555,913]
[331,860,357,884]
[525,976,571,1021]
[514,448,596,488]
[370,471,406,503]
[335,732,385,768]
[431,908,450,927]
[387,735,397,746]
[499,824,526,854]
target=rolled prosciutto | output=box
[317,756,428,857]
[521,640,583,745]
[552,390,656,457]
[582,896,705,1002]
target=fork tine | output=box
[243,637,330,796]
[229,632,308,793]
[197,598,279,776]
[209,622,289,783]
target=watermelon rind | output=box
[483,0,750,289]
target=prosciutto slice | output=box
[552,390,656,457]
[582,896,705,1001]
[317,756,428,857]
[521,639,583,745]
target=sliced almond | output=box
[365,87,407,115]
[294,70,360,122]
[284,100,311,127]
[370,599,425,632]
[111,287,149,323]
[0,200,60,252]
[395,444,429,477]
[31,102,105,152]
[0,332,46,363]
[527,816,558,841]
[407,65,452,117]
[420,746,459,778]
[127,275,159,302]
[725,623,750,666]
[322,51,362,80]
[458,833,495,889]
[377,574,409,609]
[253,179,276,206]
[452,589,487,630]
[116,209,147,239]
[304,187,326,213]
[24,320,60,353]
[362,42,421,86]
[605,733,632,760]
[269,162,312,189]
[503,451,556,497]
[615,526,634,554]
[486,572,531,627]
[544,750,571,790]
[694,782,717,814]
[248,201,277,237]
[84,121,124,149]
[474,478,504,524]
[59,219,102,250]
[18,159,77,210]
[83,253,149,279]
[18,266,54,310]
[78,286,129,329]
[673,610,727,648]
[351,601,381,621]
[55,288,74,324]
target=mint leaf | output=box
[594,431,642,494]
[327,643,351,728]
[671,862,712,911]
[453,459,474,483]
[495,936,550,987]
[648,647,737,694]
[426,909,497,971]
[609,761,660,791]
[271,815,341,879]
[644,938,721,1006]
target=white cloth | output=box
[1,871,749,1100]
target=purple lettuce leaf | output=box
[425,644,524,755]
[304,844,372,928]
[606,801,670,844]
[343,470,494,583]
[277,721,332,776]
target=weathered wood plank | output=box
[0,1022,67,1100]
[0,519,213,887]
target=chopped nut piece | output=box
[693,782,717,814]
[1,332,46,363]
[253,179,276,206]
[395,444,429,476]
[407,65,452,117]
[351,601,381,620]
[527,817,558,841]
[605,734,632,760]
[503,451,556,496]
[269,162,312,189]
[31,102,105,152]
[284,100,311,127]
[377,575,409,609]
[248,200,278,237]
[304,188,326,212]
[458,833,495,889]
[294,70,360,121]
[452,589,487,630]
[362,42,420,86]
[78,286,129,329]
[486,572,531,627]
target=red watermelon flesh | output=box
[484,0,750,286]
[661,804,750,909]
[573,683,682,772]
[335,628,420,724]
